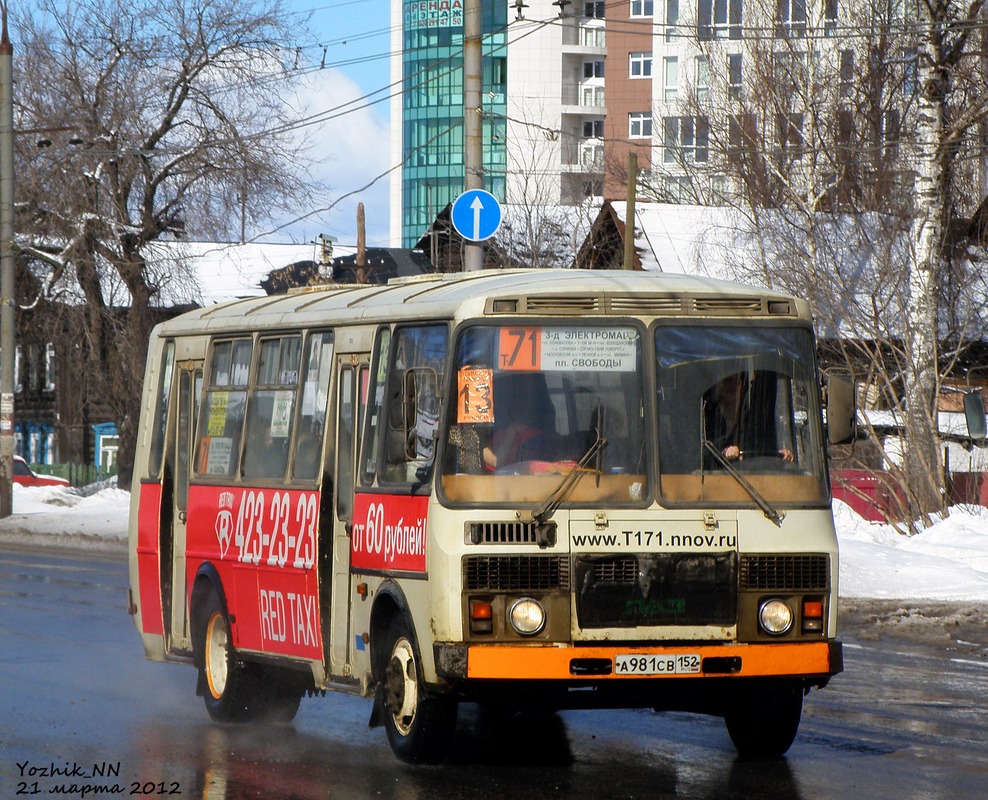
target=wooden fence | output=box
[31,462,118,488]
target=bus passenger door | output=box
[329,356,368,678]
[166,360,202,653]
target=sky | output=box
[269,1,396,248]
[2,482,988,602]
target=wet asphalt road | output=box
[1,544,986,800]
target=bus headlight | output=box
[508,598,546,636]
[758,599,794,635]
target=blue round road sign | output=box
[451,189,502,242]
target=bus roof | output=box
[151,269,809,338]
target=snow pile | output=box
[0,482,130,550]
[2,482,988,601]
[835,500,988,601]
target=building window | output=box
[776,0,806,37]
[777,112,804,153]
[582,85,605,106]
[824,0,838,35]
[839,50,853,97]
[45,343,56,392]
[663,175,694,202]
[629,111,653,138]
[666,0,679,42]
[583,119,604,138]
[663,57,678,102]
[883,109,901,157]
[582,26,606,46]
[773,51,809,93]
[630,51,653,78]
[585,0,606,18]
[728,113,758,159]
[698,0,741,41]
[664,116,709,162]
[584,60,605,79]
[696,56,709,101]
[580,141,604,168]
[631,0,654,16]
[728,53,743,100]
[902,47,918,97]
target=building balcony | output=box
[561,85,605,114]
[561,17,606,53]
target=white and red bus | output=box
[129,269,849,762]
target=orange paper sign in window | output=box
[457,368,494,424]
[497,327,541,371]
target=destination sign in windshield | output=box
[497,327,637,372]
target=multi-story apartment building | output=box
[390,0,914,247]
[390,0,620,247]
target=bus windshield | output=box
[655,325,829,506]
[441,324,647,505]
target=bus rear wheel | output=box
[724,681,803,758]
[378,615,457,764]
[197,588,255,723]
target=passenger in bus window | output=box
[483,374,556,470]
[704,373,794,462]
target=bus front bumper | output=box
[435,640,843,682]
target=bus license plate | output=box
[614,653,701,675]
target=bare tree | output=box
[640,0,988,526]
[12,0,320,484]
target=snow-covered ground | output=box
[1,483,987,601]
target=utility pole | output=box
[356,202,368,284]
[0,2,14,518]
[462,0,483,272]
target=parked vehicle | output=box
[13,455,71,488]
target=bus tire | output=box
[724,681,803,758]
[377,614,457,764]
[197,588,256,723]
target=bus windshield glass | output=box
[442,324,647,505]
[655,324,828,506]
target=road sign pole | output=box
[463,0,483,272]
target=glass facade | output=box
[400,0,507,247]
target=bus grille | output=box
[575,553,737,628]
[467,521,549,545]
[740,555,829,591]
[592,556,639,584]
[463,555,570,591]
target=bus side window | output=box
[243,336,301,481]
[148,340,175,478]
[293,332,334,481]
[363,325,447,486]
[196,339,251,478]
[360,328,391,484]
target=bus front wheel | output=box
[724,681,803,758]
[377,615,457,764]
[197,589,255,723]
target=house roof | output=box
[146,241,356,305]
[581,200,751,282]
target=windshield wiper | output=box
[526,432,608,545]
[702,439,785,527]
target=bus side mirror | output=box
[964,391,986,439]
[825,375,855,445]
